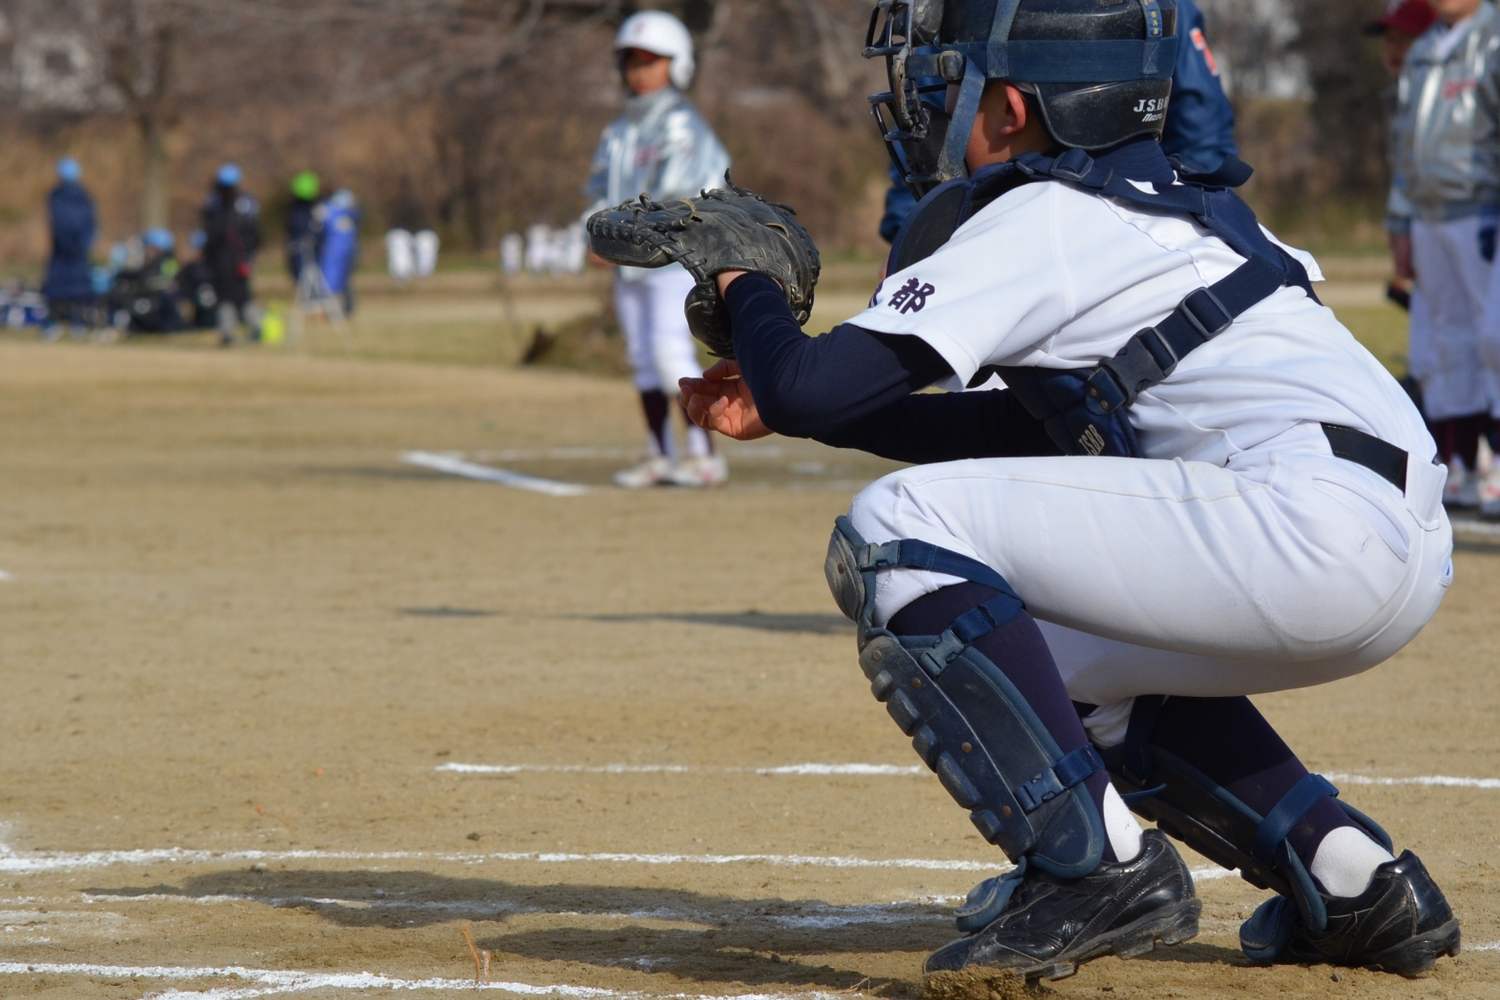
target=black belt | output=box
[1321,423,1410,492]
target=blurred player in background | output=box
[318,189,361,316]
[584,10,732,488]
[286,169,322,283]
[1388,0,1500,510]
[877,0,1237,244]
[41,157,97,340]
[1370,1,1437,310]
[202,163,263,347]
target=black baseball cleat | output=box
[925,829,1200,981]
[1241,850,1460,976]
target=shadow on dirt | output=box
[568,611,852,635]
[84,867,946,992]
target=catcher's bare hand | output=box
[680,360,772,441]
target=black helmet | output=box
[867,0,1179,196]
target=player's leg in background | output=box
[1478,240,1500,517]
[1411,217,1490,507]
[641,266,726,488]
[612,273,675,489]
[216,300,240,347]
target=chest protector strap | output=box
[898,146,1313,458]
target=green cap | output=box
[290,170,320,201]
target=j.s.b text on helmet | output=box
[1134,96,1169,125]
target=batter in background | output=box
[583,11,731,489]
[1387,0,1500,512]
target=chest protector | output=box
[886,146,1316,458]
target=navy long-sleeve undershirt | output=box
[723,273,1056,464]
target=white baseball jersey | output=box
[840,178,1453,723]
[849,181,1434,468]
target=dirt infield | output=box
[0,339,1496,999]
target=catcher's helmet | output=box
[867,0,1179,196]
[614,11,696,90]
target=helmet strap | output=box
[937,62,987,186]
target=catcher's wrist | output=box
[716,270,749,296]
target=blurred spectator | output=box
[317,189,360,315]
[41,157,97,340]
[1366,3,1436,351]
[1387,0,1500,510]
[107,228,184,335]
[1368,1,1439,78]
[201,163,263,346]
[877,0,1238,243]
[176,230,221,330]
[286,170,322,282]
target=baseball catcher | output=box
[591,0,1460,984]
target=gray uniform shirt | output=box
[1388,4,1500,229]
[584,87,731,282]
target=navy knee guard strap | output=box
[825,516,1107,879]
[1103,696,1392,960]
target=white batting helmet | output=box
[614,10,695,89]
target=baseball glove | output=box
[586,178,821,358]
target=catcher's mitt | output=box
[587,178,821,358]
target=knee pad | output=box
[825,516,1106,880]
[1102,696,1392,956]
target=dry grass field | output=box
[0,271,1495,999]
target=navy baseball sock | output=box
[890,583,1140,865]
[1146,696,1391,896]
[638,389,671,456]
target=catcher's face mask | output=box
[866,0,1180,199]
[865,0,961,199]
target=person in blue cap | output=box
[42,157,98,340]
[200,163,263,346]
[877,0,1237,243]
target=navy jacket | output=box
[880,0,1239,241]
[43,181,97,301]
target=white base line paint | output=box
[435,761,1500,791]
[0,961,849,1000]
[436,762,924,777]
[0,569,12,581]
[402,451,588,498]
[0,843,1235,881]
[1323,771,1500,791]
[0,846,1002,875]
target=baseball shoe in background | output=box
[670,454,729,488]
[1443,457,1479,509]
[614,455,675,489]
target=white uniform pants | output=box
[847,427,1453,733]
[1477,226,1500,417]
[613,266,710,459]
[1411,217,1493,420]
[613,267,704,393]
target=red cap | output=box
[1365,0,1437,38]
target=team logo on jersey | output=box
[889,276,935,314]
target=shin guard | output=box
[1102,696,1393,958]
[826,516,1106,880]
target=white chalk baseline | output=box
[433,760,1500,791]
